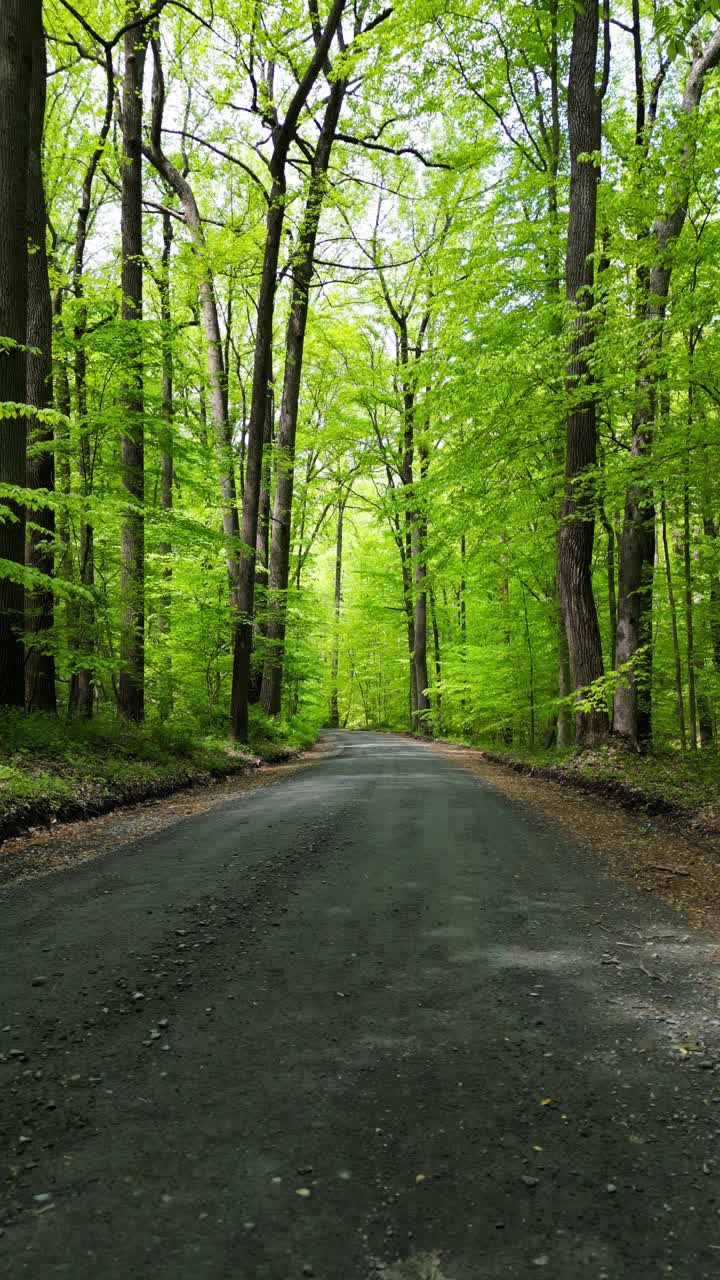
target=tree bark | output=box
[157,210,173,717]
[329,494,346,729]
[0,0,35,707]
[69,48,114,718]
[249,377,273,704]
[557,0,609,745]
[229,0,346,741]
[660,496,686,750]
[25,15,56,713]
[429,584,442,731]
[683,444,697,752]
[413,443,430,734]
[702,506,720,679]
[118,12,147,721]
[613,24,720,743]
[260,77,347,716]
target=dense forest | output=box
[1,0,720,757]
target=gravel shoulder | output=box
[427,740,720,937]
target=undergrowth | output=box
[463,737,720,813]
[0,707,316,835]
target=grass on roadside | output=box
[464,738,720,818]
[0,706,317,838]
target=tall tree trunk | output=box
[0,0,35,707]
[329,494,346,729]
[118,14,147,721]
[229,0,346,741]
[542,0,573,751]
[429,584,442,731]
[556,592,573,748]
[400,321,418,725]
[660,497,686,751]
[683,446,697,752]
[614,25,720,742]
[522,586,536,748]
[702,509,720,678]
[260,78,347,716]
[557,0,609,745]
[69,50,114,717]
[229,191,282,738]
[145,39,241,621]
[598,490,617,674]
[52,289,74,630]
[25,16,56,713]
[413,443,430,734]
[157,211,173,717]
[249,378,273,704]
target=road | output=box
[2,730,720,1278]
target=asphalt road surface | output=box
[2,730,720,1279]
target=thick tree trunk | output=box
[0,1,34,707]
[614,25,720,743]
[25,17,56,713]
[557,0,609,745]
[614,440,655,743]
[229,191,283,738]
[118,16,147,722]
[260,79,346,716]
[329,495,346,729]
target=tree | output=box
[229,0,347,741]
[118,7,149,721]
[260,73,349,716]
[25,10,56,712]
[613,22,720,745]
[144,31,243,654]
[556,0,610,744]
[0,0,37,707]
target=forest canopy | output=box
[1,0,720,755]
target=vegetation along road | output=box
[3,732,720,1279]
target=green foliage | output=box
[0,707,270,828]
[2,0,719,777]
